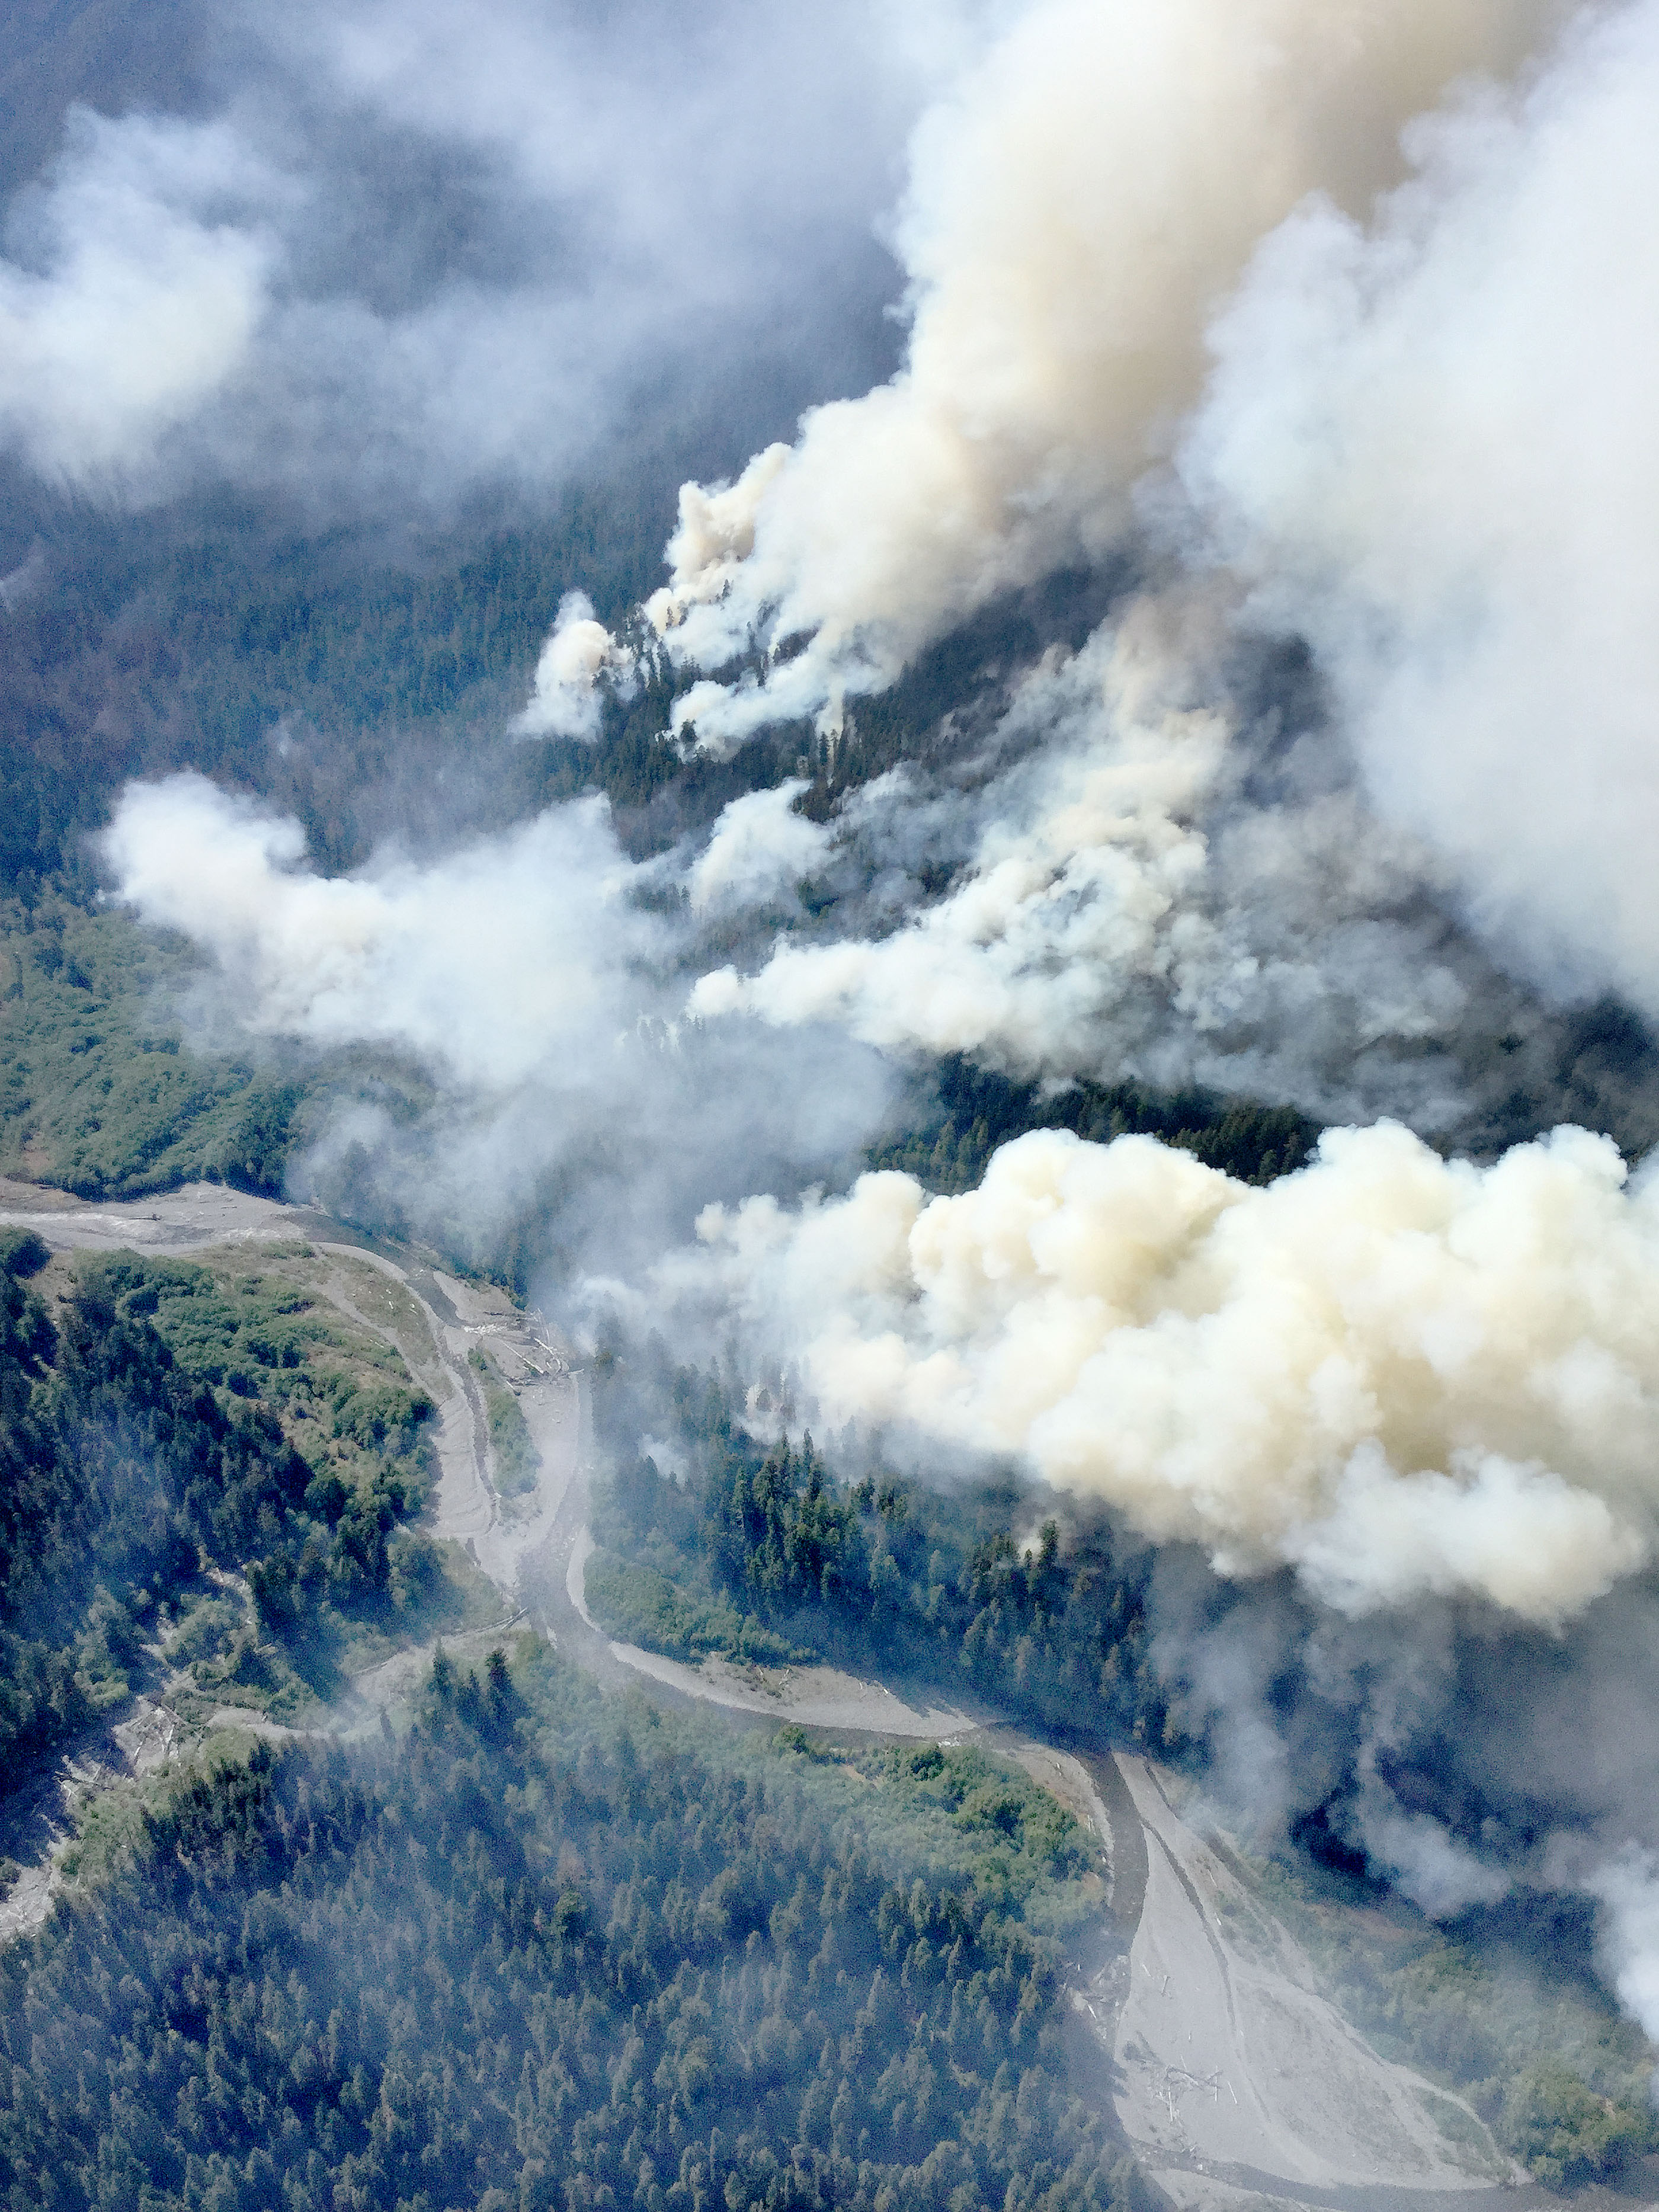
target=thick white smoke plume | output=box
[625,0,1659,1107]
[648,0,1559,750]
[512,593,636,742]
[1181,0,1659,1025]
[103,775,660,1089]
[672,1120,1659,1627]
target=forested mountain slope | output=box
[0,1642,1142,2212]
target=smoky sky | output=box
[0,0,974,518]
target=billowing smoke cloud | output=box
[645,0,1561,749]
[687,780,830,916]
[0,0,957,508]
[104,773,659,1089]
[1180,0,1659,1028]
[670,1118,1659,1627]
[512,592,636,741]
[102,773,892,1267]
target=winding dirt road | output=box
[524,1456,1530,2208]
[0,1179,1552,2211]
[0,1176,586,1595]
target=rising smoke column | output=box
[642,0,1659,1138]
[643,0,1561,751]
[513,593,637,741]
[1180,0,1659,1027]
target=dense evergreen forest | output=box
[864,1058,1318,1194]
[584,1354,1173,1754]
[0,894,305,1199]
[580,1364,1659,2191]
[0,1231,452,1781]
[0,1644,1145,2212]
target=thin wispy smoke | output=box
[0,0,959,511]
[689,597,1520,1131]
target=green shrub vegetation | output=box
[0,893,301,1198]
[0,1643,1148,2212]
[1507,2063,1653,2189]
[469,1342,542,1499]
[584,1551,811,1668]
[0,1235,458,1779]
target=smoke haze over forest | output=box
[12,0,1659,2128]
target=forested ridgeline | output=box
[0,1232,456,1782]
[584,1357,1173,1755]
[0,1645,1146,2212]
[864,1057,1319,1195]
